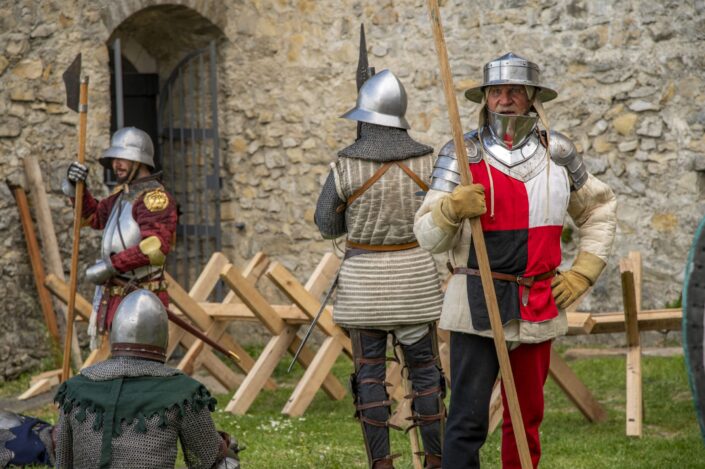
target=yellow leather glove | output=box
[551,251,606,309]
[432,184,487,233]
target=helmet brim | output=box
[341,107,410,130]
[464,83,558,103]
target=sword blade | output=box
[287,274,339,373]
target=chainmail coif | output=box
[338,122,433,161]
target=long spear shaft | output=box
[61,76,89,383]
[425,2,532,467]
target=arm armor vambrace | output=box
[429,131,480,193]
[549,130,588,190]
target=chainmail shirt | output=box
[54,357,223,469]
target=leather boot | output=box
[424,453,442,468]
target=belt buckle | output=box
[515,275,523,285]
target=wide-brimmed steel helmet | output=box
[99,126,155,169]
[110,289,168,362]
[341,69,410,129]
[464,52,557,103]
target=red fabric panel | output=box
[469,162,529,232]
[500,340,552,469]
[519,224,563,322]
[76,188,120,230]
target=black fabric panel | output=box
[466,229,528,331]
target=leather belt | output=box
[345,240,419,252]
[450,263,556,306]
[107,278,168,296]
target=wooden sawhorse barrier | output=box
[219,252,347,414]
[28,255,272,400]
[483,251,680,435]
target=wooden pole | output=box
[425,2,532,467]
[9,184,60,346]
[23,155,83,369]
[61,76,89,383]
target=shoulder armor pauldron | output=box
[548,131,587,190]
[430,131,480,192]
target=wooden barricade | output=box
[265,256,353,416]
[220,252,346,414]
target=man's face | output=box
[486,85,532,115]
[111,158,135,183]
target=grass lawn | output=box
[4,348,703,468]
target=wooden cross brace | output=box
[220,252,347,415]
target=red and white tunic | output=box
[414,132,616,343]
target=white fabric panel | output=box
[525,160,571,228]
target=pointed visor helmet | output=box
[341,69,410,129]
[464,52,557,104]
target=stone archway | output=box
[100,0,228,38]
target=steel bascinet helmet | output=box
[99,126,155,169]
[341,69,410,129]
[464,52,557,103]
[110,289,168,362]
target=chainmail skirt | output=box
[334,247,443,327]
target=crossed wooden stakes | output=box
[483,251,680,436]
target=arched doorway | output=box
[108,5,225,294]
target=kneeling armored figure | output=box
[53,289,240,469]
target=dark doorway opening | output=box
[107,52,160,186]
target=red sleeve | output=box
[110,191,178,273]
[74,188,117,230]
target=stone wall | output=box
[0,0,703,378]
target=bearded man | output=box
[62,127,177,345]
[413,53,617,468]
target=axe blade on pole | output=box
[63,54,82,113]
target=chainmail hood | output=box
[338,123,433,162]
[80,356,180,381]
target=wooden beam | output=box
[44,274,91,321]
[226,325,298,414]
[282,337,344,417]
[266,262,352,355]
[167,271,275,390]
[621,258,643,437]
[548,348,607,422]
[10,185,60,345]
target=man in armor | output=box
[53,289,240,469]
[413,53,617,468]
[63,127,177,345]
[315,66,446,468]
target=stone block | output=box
[11,59,43,79]
[612,113,638,135]
[617,140,638,152]
[636,117,663,138]
[651,213,678,231]
[592,135,613,153]
[0,116,22,137]
[0,56,8,76]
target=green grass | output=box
[3,350,703,468]
[207,351,704,469]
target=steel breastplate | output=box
[480,127,547,182]
[102,195,158,281]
